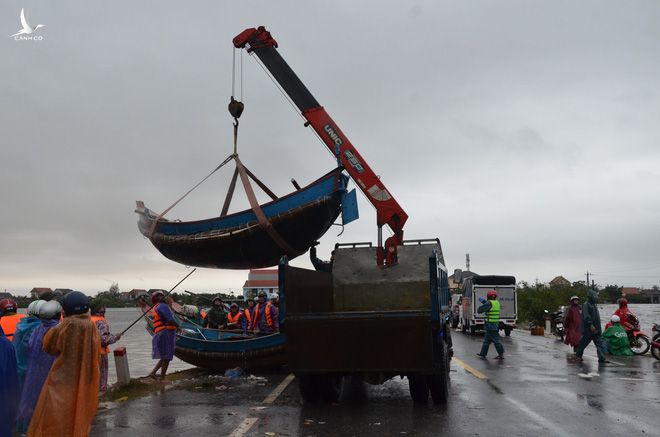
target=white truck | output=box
[459,275,517,336]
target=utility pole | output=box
[466,253,470,271]
[535,278,539,291]
[586,271,590,289]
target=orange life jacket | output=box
[244,308,254,330]
[90,315,111,355]
[227,311,241,325]
[253,303,274,330]
[0,313,26,341]
[151,303,177,333]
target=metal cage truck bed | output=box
[460,275,517,336]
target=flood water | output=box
[104,307,193,384]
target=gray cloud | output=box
[2,1,659,294]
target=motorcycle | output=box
[627,315,651,356]
[651,323,660,360]
[545,307,565,341]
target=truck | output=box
[460,275,517,336]
[233,27,452,404]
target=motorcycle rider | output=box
[602,315,633,356]
[613,298,637,334]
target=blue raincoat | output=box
[15,319,59,433]
[1,325,20,437]
[13,315,42,388]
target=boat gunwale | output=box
[137,167,345,234]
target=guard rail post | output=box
[113,347,131,386]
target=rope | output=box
[148,154,236,237]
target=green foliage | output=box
[517,282,589,326]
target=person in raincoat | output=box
[90,301,122,392]
[574,289,608,363]
[602,315,633,356]
[16,300,62,434]
[1,324,20,437]
[28,291,101,437]
[563,296,582,351]
[203,297,227,329]
[148,291,179,379]
[13,300,46,389]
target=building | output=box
[123,289,148,301]
[242,269,278,300]
[448,270,478,291]
[549,276,571,288]
[29,288,53,298]
[641,288,660,304]
[621,287,641,296]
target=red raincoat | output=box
[563,303,582,347]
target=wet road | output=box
[91,329,660,436]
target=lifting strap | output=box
[235,156,296,256]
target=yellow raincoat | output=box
[28,313,101,437]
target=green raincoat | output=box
[602,323,633,356]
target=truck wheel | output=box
[469,324,476,335]
[319,375,343,402]
[408,374,429,404]
[504,326,512,337]
[461,320,467,333]
[297,374,320,402]
[429,341,450,404]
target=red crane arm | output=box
[233,27,408,265]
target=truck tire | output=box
[429,340,450,404]
[298,374,320,402]
[461,320,467,333]
[408,373,429,404]
[469,323,476,335]
[504,326,512,337]
[319,375,343,402]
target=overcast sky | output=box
[2,1,659,295]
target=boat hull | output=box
[142,303,286,371]
[137,169,346,269]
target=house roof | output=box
[243,279,278,288]
[550,276,571,285]
[622,287,640,295]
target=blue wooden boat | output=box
[135,168,349,269]
[141,301,286,371]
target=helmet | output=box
[151,290,165,304]
[0,299,17,315]
[611,315,621,323]
[257,291,267,298]
[270,293,279,300]
[618,298,628,307]
[39,300,62,320]
[90,300,106,315]
[487,290,497,299]
[183,305,199,317]
[62,291,90,316]
[230,303,239,309]
[28,300,47,317]
[570,296,579,302]
[212,297,223,305]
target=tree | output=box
[109,283,120,295]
